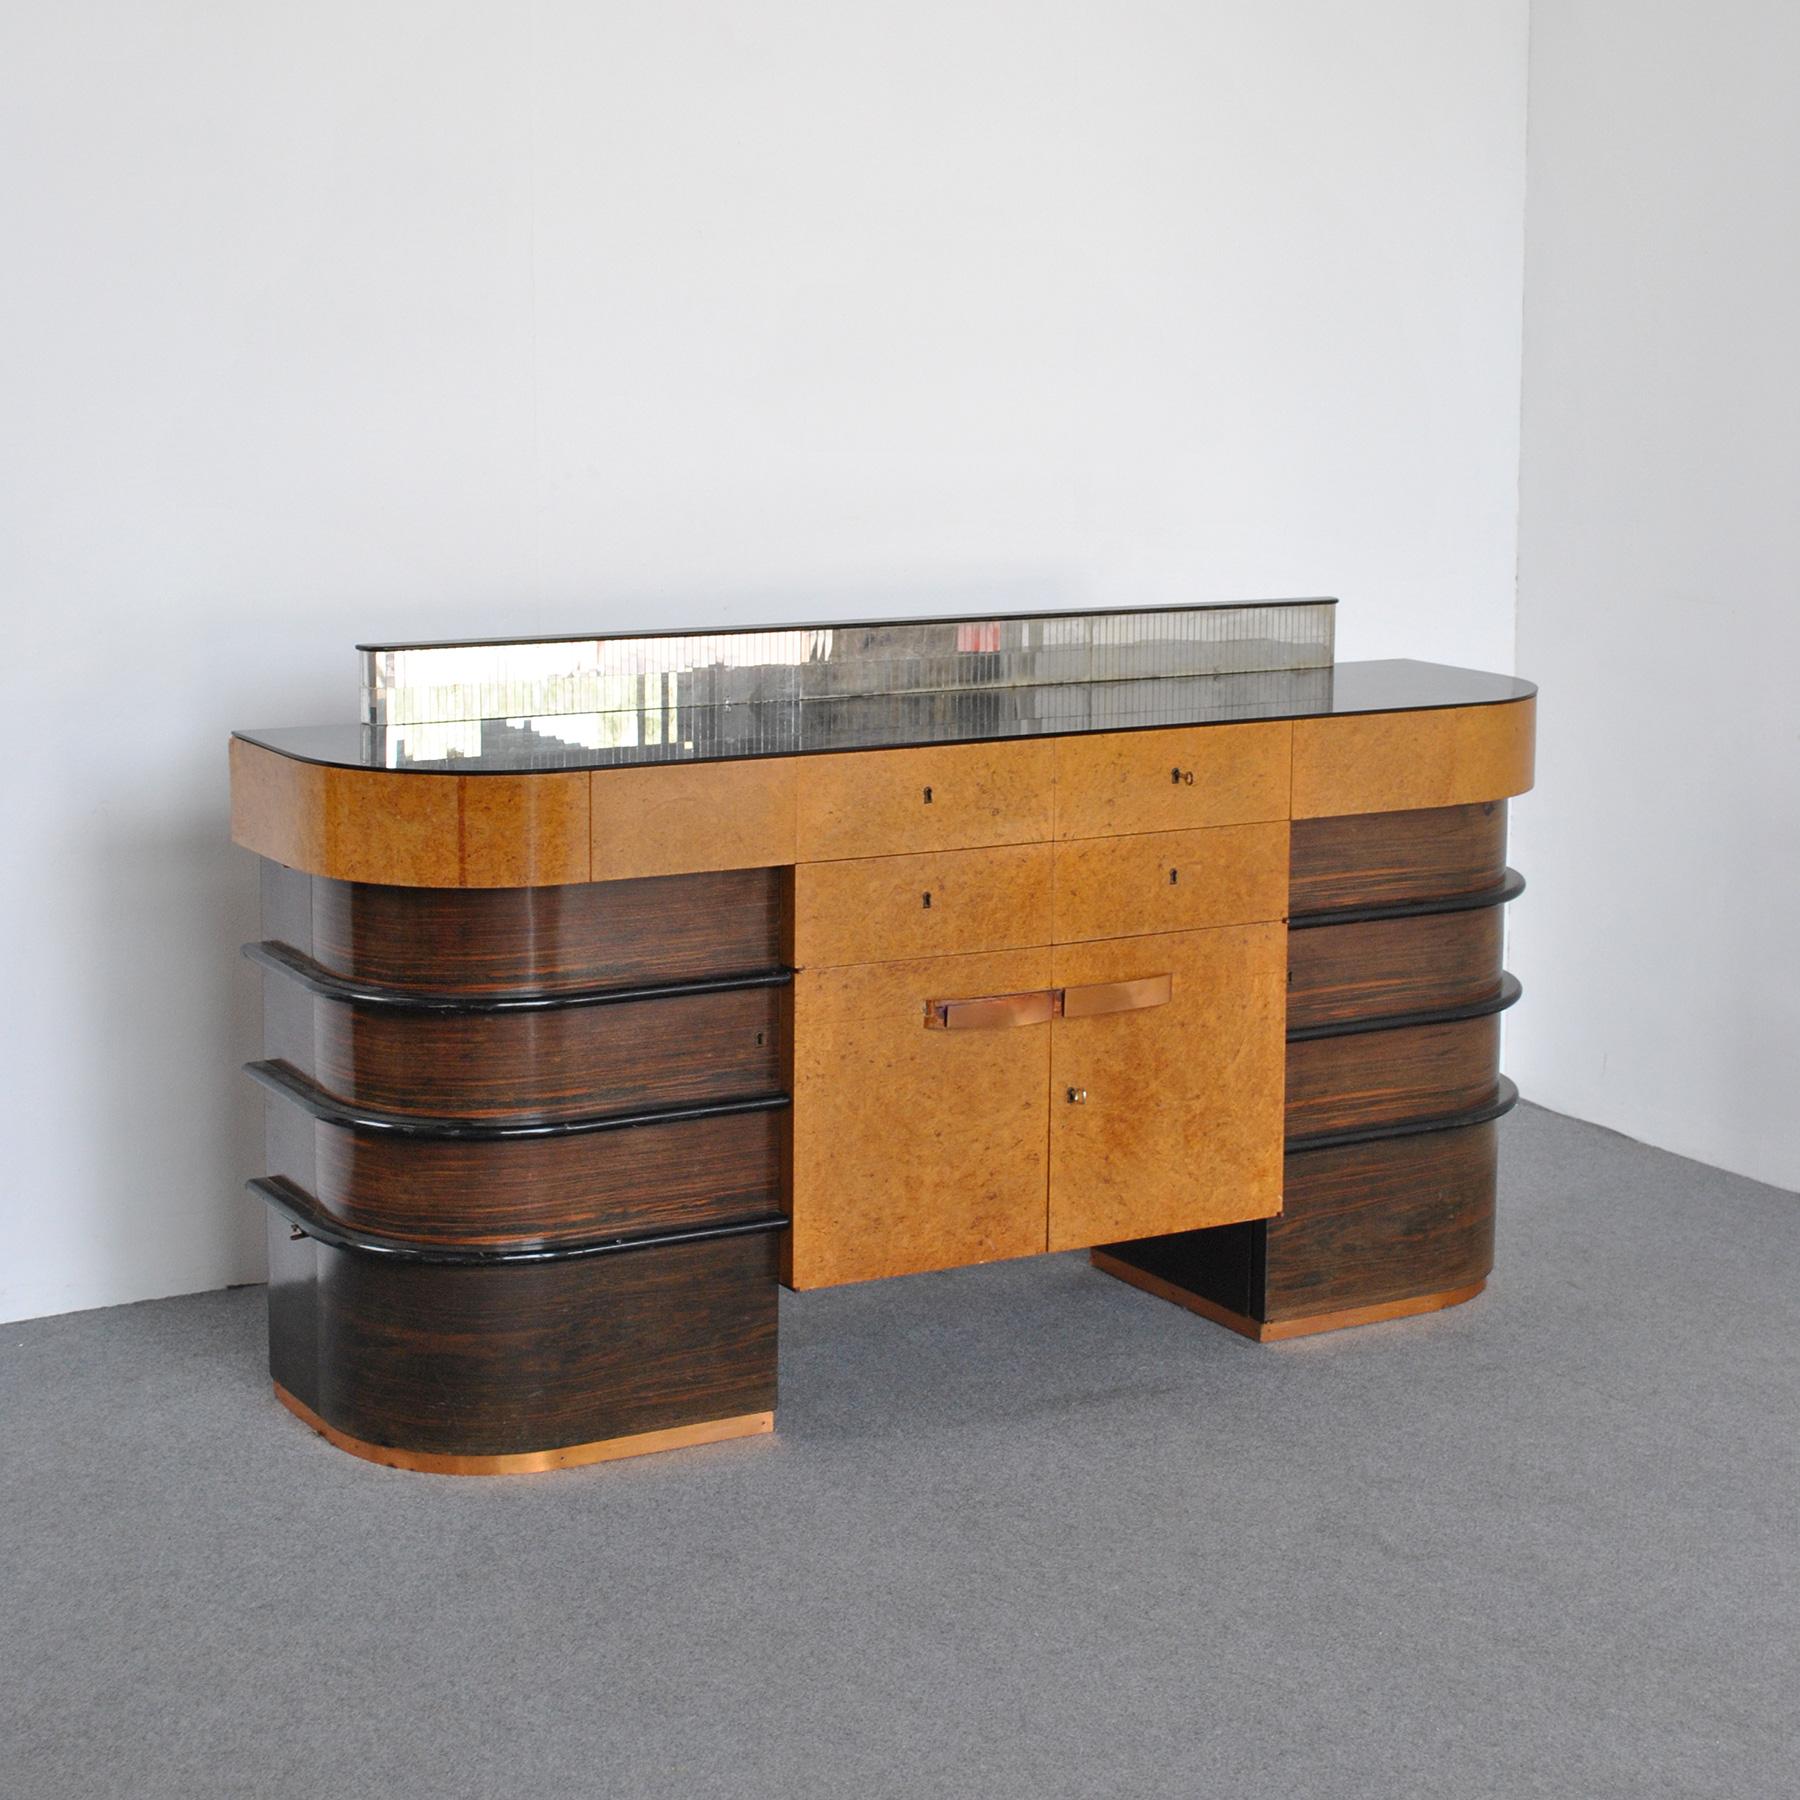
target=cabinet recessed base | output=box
[273,1383,773,1476]
[1089,1255,1487,1341]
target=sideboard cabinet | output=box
[231,608,1534,1473]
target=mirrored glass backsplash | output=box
[359,600,1336,732]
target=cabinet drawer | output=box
[793,843,1052,967]
[788,949,1054,1288]
[1052,721,1290,839]
[1052,823,1288,943]
[590,759,796,882]
[796,740,1054,861]
[1290,698,1535,819]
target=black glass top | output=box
[235,658,1534,776]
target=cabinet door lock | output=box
[1066,1087,1088,1105]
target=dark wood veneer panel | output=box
[1289,802,1507,916]
[268,1224,778,1456]
[269,1109,783,1245]
[1284,1013,1501,1137]
[1286,907,1504,1031]
[293,982,782,1120]
[1263,1125,1498,1319]
[305,867,786,994]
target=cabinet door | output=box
[788,948,1053,1288]
[1048,925,1286,1251]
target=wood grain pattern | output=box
[1286,906,1505,1031]
[1048,924,1286,1250]
[1090,1119,1499,1334]
[787,948,1053,1287]
[1052,822,1288,944]
[1289,802,1509,916]
[1051,721,1290,839]
[288,980,783,1121]
[1284,1013,1502,1138]
[1290,698,1535,819]
[270,1106,782,1245]
[795,740,1055,862]
[308,867,785,995]
[792,843,1052,968]
[1089,1257,1485,1342]
[274,1385,773,1474]
[231,739,592,888]
[267,1223,778,1458]
[590,759,796,882]
[1264,1126,1498,1319]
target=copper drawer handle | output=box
[924,989,1058,1031]
[924,975,1172,1029]
[1058,974,1173,1019]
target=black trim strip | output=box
[250,1175,787,1265]
[245,1060,790,1141]
[1289,868,1525,930]
[1284,1077,1519,1155]
[1287,972,1522,1042]
[244,940,794,1013]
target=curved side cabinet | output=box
[249,858,796,1472]
[264,1190,780,1473]
[1095,799,1526,1340]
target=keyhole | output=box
[755,1031,766,1046]
[922,891,933,910]
[922,785,934,804]
[1168,868,1179,885]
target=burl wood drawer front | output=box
[788,948,1053,1288]
[1048,924,1286,1251]
[1051,721,1290,840]
[1290,698,1535,819]
[231,740,591,888]
[591,759,797,881]
[795,740,1054,862]
[792,843,1053,967]
[1052,822,1288,944]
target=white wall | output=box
[1510,1,1800,1190]
[0,1,1529,1322]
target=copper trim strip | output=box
[1089,1254,1487,1342]
[923,989,1058,1031]
[273,1383,774,1476]
[1059,973,1174,1019]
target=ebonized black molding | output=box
[245,940,793,1013]
[250,1175,787,1265]
[247,1059,790,1141]
[1285,1076,1519,1155]
[1288,868,1526,930]
[1287,972,1523,1042]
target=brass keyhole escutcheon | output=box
[922,785,933,804]
[1067,1086,1088,1105]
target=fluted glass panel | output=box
[360,602,1336,729]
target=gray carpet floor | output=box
[3,1102,1797,1800]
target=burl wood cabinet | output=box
[230,605,1535,1473]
